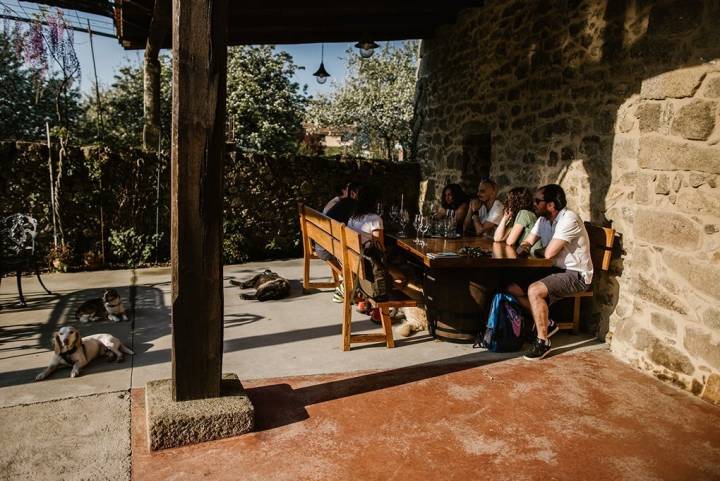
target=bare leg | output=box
[506,283,532,313]
[527,281,550,341]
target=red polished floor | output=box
[131,349,720,481]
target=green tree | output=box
[78,56,172,149]
[226,45,308,155]
[307,41,418,161]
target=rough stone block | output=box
[650,340,695,375]
[671,100,717,140]
[638,134,720,175]
[700,74,720,98]
[145,374,255,451]
[703,307,720,330]
[634,208,700,250]
[651,312,676,334]
[635,102,662,132]
[684,327,720,370]
[701,374,720,405]
[663,253,720,301]
[676,188,720,216]
[633,274,688,315]
[640,66,707,100]
[655,175,670,195]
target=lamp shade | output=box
[355,40,379,58]
[313,62,330,84]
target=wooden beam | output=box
[170,0,228,402]
[143,0,170,151]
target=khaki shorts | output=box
[538,270,589,305]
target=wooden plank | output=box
[349,333,390,343]
[306,223,335,253]
[170,0,228,402]
[304,207,333,233]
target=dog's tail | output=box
[120,344,135,355]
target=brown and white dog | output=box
[35,326,134,381]
[103,288,128,322]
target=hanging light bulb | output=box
[355,40,379,59]
[313,43,331,84]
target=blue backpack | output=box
[475,293,531,352]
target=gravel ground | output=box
[0,392,131,481]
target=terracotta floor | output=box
[131,349,720,481]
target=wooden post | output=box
[171,0,228,401]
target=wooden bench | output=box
[558,222,616,333]
[339,223,418,351]
[299,204,342,291]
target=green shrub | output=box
[109,228,161,267]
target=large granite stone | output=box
[703,307,720,330]
[675,188,720,216]
[635,102,662,132]
[633,209,700,250]
[663,253,720,302]
[650,312,676,334]
[684,327,720,370]
[671,100,717,140]
[649,340,695,375]
[633,274,688,315]
[638,134,720,175]
[702,373,720,405]
[145,374,255,451]
[640,66,707,100]
[701,74,720,98]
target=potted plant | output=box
[48,244,73,272]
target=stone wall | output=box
[415,0,720,402]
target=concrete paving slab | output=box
[2,259,600,409]
[0,391,131,481]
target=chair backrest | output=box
[584,222,616,273]
[2,214,38,255]
[340,223,364,280]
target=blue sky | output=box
[3,1,403,99]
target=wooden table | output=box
[387,235,553,342]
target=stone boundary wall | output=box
[415,0,720,402]
[0,142,420,265]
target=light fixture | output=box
[313,44,330,84]
[355,40,379,58]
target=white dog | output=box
[35,326,134,381]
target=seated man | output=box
[463,178,504,237]
[510,184,593,361]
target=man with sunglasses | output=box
[513,184,593,360]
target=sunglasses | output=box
[533,197,546,204]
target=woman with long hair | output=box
[493,187,540,251]
[437,183,469,233]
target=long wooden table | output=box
[387,234,553,342]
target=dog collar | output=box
[59,344,86,365]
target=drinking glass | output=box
[376,202,384,217]
[419,216,430,246]
[389,205,399,224]
[413,214,422,244]
[398,208,410,237]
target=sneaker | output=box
[547,319,559,338]
[356,301,371,314]
[332,285,344,303]
[523,337,552,361]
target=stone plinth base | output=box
[145,373,254,451]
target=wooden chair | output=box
[338,223,418,351]
[298,204,341,291]
[558,222,616,333]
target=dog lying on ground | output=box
[35,326,134,380]
[397,307,428,337]
[74,288,128,322]
[230,270,291,301]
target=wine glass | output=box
[419,216,430,246]
[389,205,399,224]
[413,214,422,244]
[445,209,454,238]
[376,202,384,217]
[398,208,409,237]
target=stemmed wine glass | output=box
[389,205,399,225]
[419,215,430,246]
[376,202,384,217]
[398,208,409,237]
[413,214,422,244]
[445,209,455,238]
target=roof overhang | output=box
[115,0,483,49]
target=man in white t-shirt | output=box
[512,184,593,361]
[463,179,504,237]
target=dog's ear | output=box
[52,332,61,354]
[73,331,83,350]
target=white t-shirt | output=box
[478,200,504,226]
[348,214,383,235]
[530,208,594,284]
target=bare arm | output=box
[504,223,526,246]
[543,238,567,259]
[516,232,540,257]
[454,203,469,227]
[493,213,511,241]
